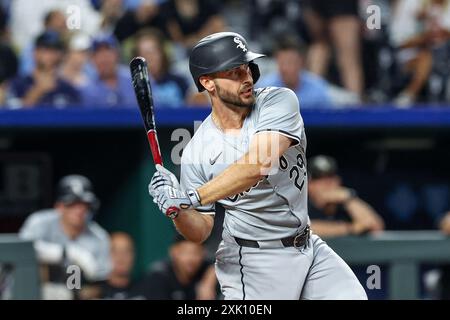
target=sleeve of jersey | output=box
[254,88,303,146]
[180,154,215,215]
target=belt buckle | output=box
[293,226,310,248]
[293,233,303,248]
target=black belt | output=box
[234,226,311,249]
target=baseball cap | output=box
[35,31,65,50]
[307,155,338,180]
[56,174,100,210]
[91,33,119,51]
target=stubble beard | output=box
[214,80,255,109]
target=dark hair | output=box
[274,35,307,55]
[44,10,63,28]
[133,28,170,74]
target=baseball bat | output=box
[130,57,179,217]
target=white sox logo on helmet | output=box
[234,37,247,52]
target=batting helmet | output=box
[56,175,100,210]
[189,32,266,92]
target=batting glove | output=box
[153,186,201,219]
[148,164,180,198]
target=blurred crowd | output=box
[0,0,449,110]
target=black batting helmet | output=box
[189,32,265,92]
[56,175,100,210]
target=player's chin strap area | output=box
[234,225,311,249]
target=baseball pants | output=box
[215,230,368,300]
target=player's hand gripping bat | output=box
[130,57,179,217]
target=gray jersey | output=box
[180,87,309,241]
[19,209,111,281]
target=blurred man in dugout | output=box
[142,233,218,300]
[307,155,385,238]
[98,232,148,299]
[19,175,111,300]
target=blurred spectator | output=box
[436,210,450,299]
[60,33,91,89]
[439,210,450,234]
[10,0,101,51]
[164,0,226,53]
[81,34,135,108]
[308,155,385,238]
[19,9,69,76]
[142,233,217,300]
[0,6,18,106]
[303,0,364,97]
[99,0,126,35]
[257,36,334,109]
[114,0,167,42]
[390,0,450,106]
[6,31,81,109]
[248,0,308,53]
[19,175,111,300]
[133,28,189,108]
[98,232,147,299]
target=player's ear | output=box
[199,75,215,92]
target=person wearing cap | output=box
[6,31,81,109]
[308,155,385,237]
[80,34,136,108]
[18,9,69,77]
[19,174,111,299]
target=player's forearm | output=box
[173,209,214,243]
[196,133,291,205]
[197,154,267,205]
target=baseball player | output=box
[149,32,367,300]
[19,175,111,293]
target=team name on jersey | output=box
[227,175,268,202]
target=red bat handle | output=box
[147,129,180,217]
[147,129,163,166]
